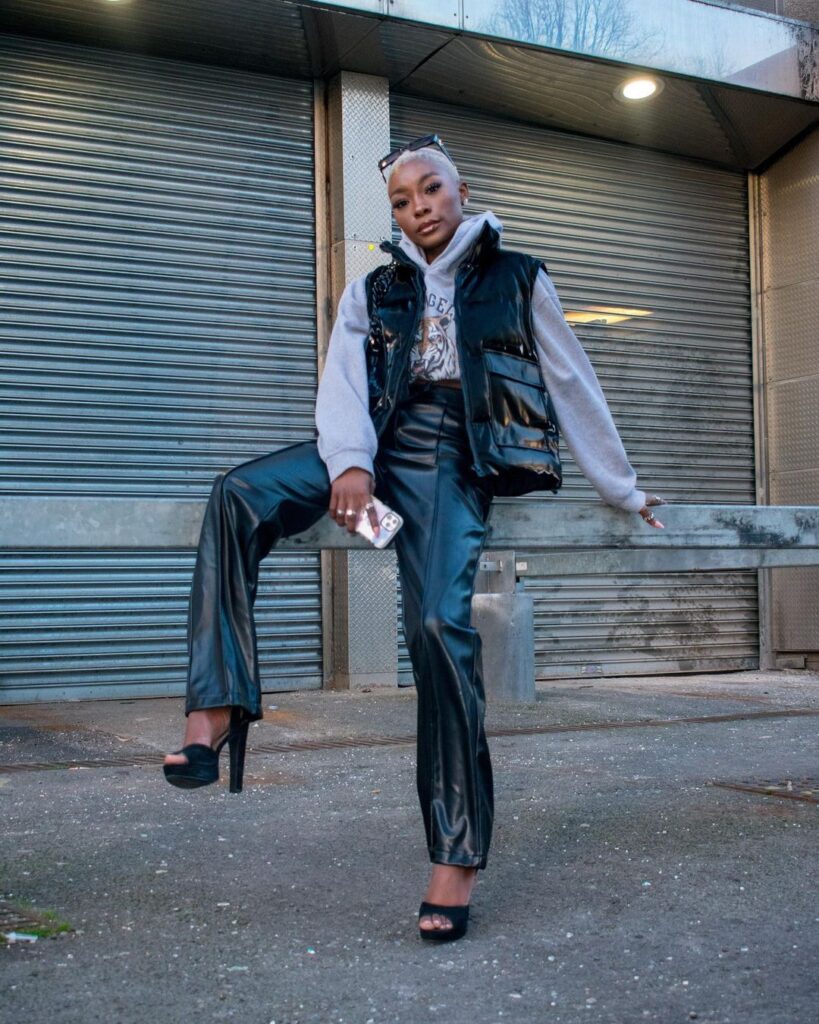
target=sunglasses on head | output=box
[378,133,456,182]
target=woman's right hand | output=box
[329,467,380,536]
[638,493,667,529]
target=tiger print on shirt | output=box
[409,290,460,381]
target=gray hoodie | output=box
[315,210,646,513]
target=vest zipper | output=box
[373,275,425,434]
[453,261,486,478]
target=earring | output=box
[462,198,469,207]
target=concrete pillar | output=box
[755,124,819,668]
[320,71,398,689]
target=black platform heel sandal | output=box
[163,707,250,793]
[418,901,470,943]
[227,707,250,794]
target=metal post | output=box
[472,552,536,702]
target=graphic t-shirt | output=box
[409,289,460,381]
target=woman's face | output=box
[387,154,469,263]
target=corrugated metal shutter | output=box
[392,95,757,680]
[0,35,322,701]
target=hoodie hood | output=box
[397,209,504,277]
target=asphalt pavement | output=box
[1,669,817,1024]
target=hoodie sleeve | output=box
[315,275,379,483]
[531,268,646,513]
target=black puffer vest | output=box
[364,220,562,498]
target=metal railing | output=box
[2,498,818,572]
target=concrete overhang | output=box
[2,0,818,171]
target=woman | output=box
[163,134,666,943]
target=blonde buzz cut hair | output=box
[385,145,461,186]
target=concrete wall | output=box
[758,125,819,665]
[721,1,819,23]
[784,1,819,24]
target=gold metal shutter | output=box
[391,95,756,680]
[0,35,321,701]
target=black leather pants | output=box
[185,383,495,869]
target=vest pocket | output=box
[483,350,556,450]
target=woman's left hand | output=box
[638,494,668,529]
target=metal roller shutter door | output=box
[392,95,757,680]
[0,35,322,702]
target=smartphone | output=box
[355,495,404,549]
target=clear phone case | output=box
[355,495,404,549]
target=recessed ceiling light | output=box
[613,76,664,103]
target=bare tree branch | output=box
[485,0,662,62]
